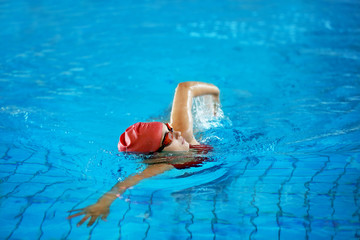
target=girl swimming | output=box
[68,81,220,227]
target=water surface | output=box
[0,0,359,239]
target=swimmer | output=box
[67,81,220,227]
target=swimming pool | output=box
[1,0,359,239]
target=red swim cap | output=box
[118,122,164,153]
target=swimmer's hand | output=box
[67,199,112,227]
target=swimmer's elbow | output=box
[176,82,195,92]
[177,81,220,98]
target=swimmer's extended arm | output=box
[67,163,174,227]
[170,81,220,145]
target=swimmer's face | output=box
[160,123,190,152]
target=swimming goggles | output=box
[157,123,173,152]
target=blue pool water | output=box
[1,0,360,239]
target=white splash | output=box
[192,95,231,132]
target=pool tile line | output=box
[5,180,71,240]
[276,155,299,240]
[352,176,360,222]
[232,156,252,185]
[185,194,194,240]
[0,147,11,161]
[174,163,225,179]
[0,150,52,207]
[0,165,52,202]
[316,142,353,154]
[65,188,103,239]
[88,218,100,240]
[0,152,34,184]
[211,173,231,240]
[211,191,219,240]
[249,158,275,240]
[229,157,251,238]
[38,186,88,240]
[56,146,87,177]
[117,191,132,240]
[332,143,354,153]
[328,156,353,240]
[142,191,157,240]
[303,155,331,239]
[5,201,27,240]
[249,187,262,238]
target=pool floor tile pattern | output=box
[1,146,359,239]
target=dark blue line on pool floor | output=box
[5,180,71,240]
[38,187,86,240]
[118,191,132,240]
[303,155,331,240]
[211,191,219,240]
[353,176,360,225]
[185,194,194,240]
[0,152,34,187]
[142,191,156,240]
[249,158,275,240]
[328,156,353,240]
[0,150,51,201]
[276,155,299,239]
[65,189,102,239]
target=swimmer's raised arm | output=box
[170,81,220,145]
